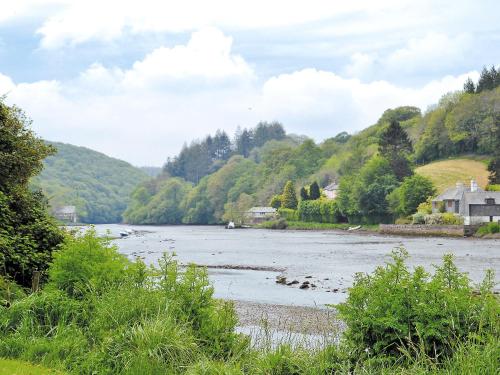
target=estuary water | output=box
[94,224,499,308]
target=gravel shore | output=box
[233,300,344,335]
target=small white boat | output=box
[226,221,235,229]
[119,231,129,237]
[347,225,361,231]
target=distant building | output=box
[323,182,340,200]
[53,206,78,223]
[432,180,500,225]
[246,207,277,223]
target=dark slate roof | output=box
[462,191,500,205]
[434,185,483,201]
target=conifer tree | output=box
[378,120,413,181]
[300,187,309,201]
[281,180,298,209]
[309,181,321,200]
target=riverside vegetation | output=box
[0,231,498,374]
[123,69,500,226]
[1,73,500,373]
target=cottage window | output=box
[447,200,453,208]
[485,198,495,205]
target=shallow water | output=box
[94,224,500,308]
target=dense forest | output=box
[32,142,149,223]
[125,69,500,225]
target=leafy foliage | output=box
[281,181,298,209]
[387,175,436,217]
[0,100,64,287]
[337,248,499,359]
[32,142,149,223]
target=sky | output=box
[0,1,499,166]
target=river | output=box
[94,224,500,308]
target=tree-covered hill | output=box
[32,142,149,223]
[125,69,499,225]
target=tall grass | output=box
[0,230,498,374]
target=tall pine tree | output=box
[487,114,500,184]
[378,120,413,181]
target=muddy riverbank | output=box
[91,224,499,309]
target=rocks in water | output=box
[311,283,317,288]
[300,280,310,289]
[332,288,339,292]
[276,276,287,284]
[286,280,299,286]
[305,275,312,279]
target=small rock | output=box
[299,283,309,289]
[305,275,313,279]
[332,288,339,292]
[286,280,299,286]
[302,281,310,285]
[311,283,317,288]
[323,278,330,281]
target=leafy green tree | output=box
[0,100,64,287]
[300,187,309,201]
[387,174,436,217]
[487,113,500,184]
[281,181,298,209]
[309,181,320,200]
[378,120,413,181]
[269,195,282,209]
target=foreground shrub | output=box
[47,228,131,298]
[0,230,248,374]
[336,248,499,360]
[476,222,500,236]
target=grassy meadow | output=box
[416,157,489,194]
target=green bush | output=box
[277,208,298,221]
[336,248,499,360]
[412,212,425,224]
[47,228,131,298]
[423,213,463,225]
[476,222,500,236]
[259,219,288,230]
[0,231,249,374]
[485,184,500,191]
[297,199,345,223]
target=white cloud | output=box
[345,33,473,79]
[22,0,410,48]
[0,28,478,166]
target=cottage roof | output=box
[462,191,500,205]
[247,207,277,213]
[434,185,483,201]
[324,182,339,191]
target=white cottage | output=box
[432,180,500,225]
[323,182,339,200]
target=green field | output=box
[0,359,64,375]
[416,158,489,194]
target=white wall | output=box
[465,216,500,225]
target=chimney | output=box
[470,179,478,192]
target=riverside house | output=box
[246,207,277,223]
[432,180,500,225]
[323,182,340,200]
[53,205,78,223]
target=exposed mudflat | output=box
[93,224,499,309]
